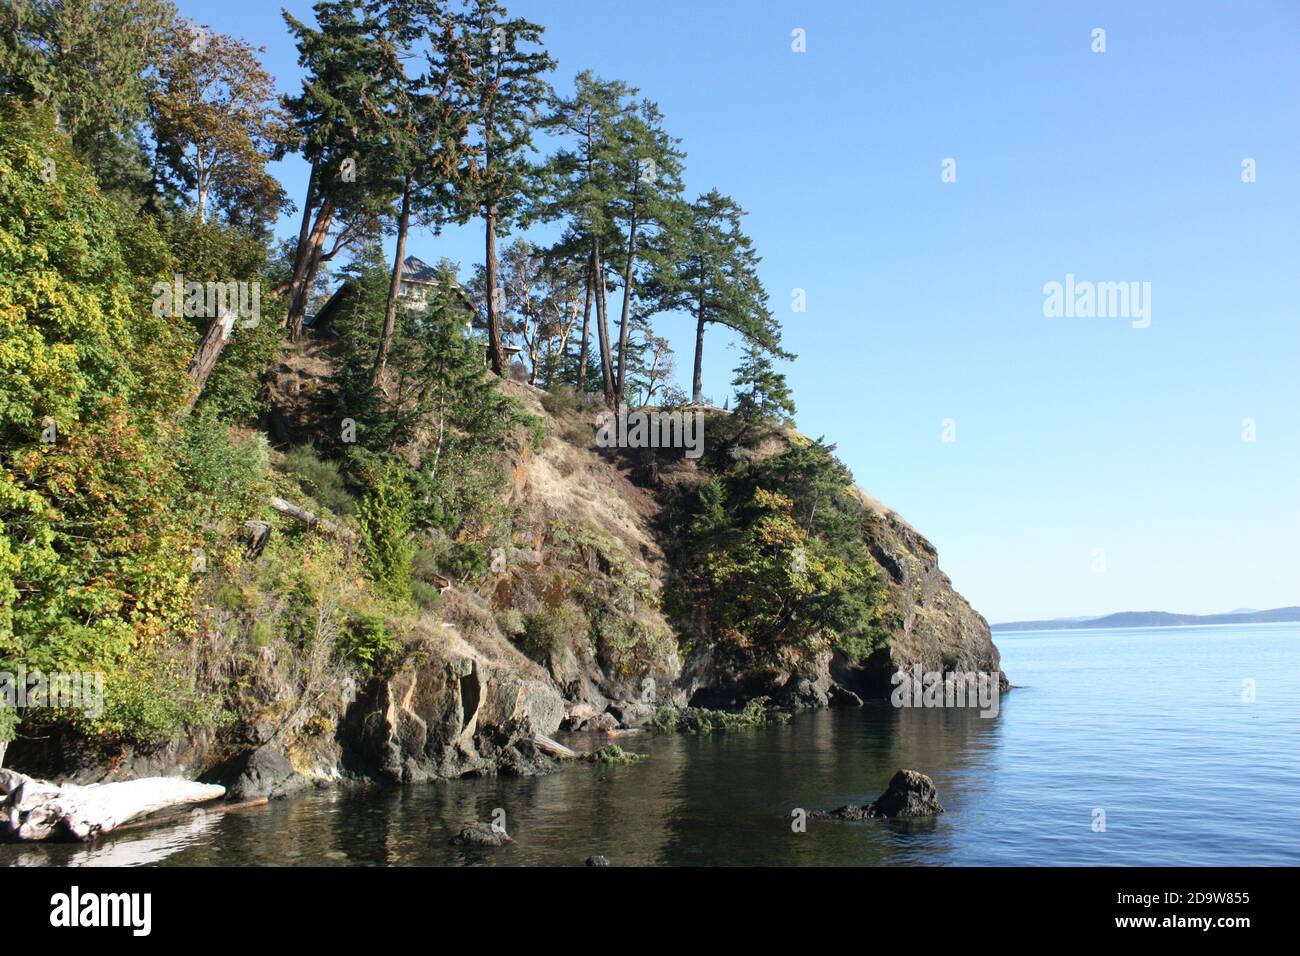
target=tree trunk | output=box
[286,199,335,339]
[485,204,506,375]
[577,252,593,391]
[282,162,319,323]
[373,178,412,387]
[184,313,236,412]
[692,305,707,404]
[614,205,639,409]
[593,238,616,406]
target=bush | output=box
[442,541,488,584]
[520,601,590,663]
[542,384,587,417]
[410,580,443,612]
[342,614,399,676]
[280,444,356,516]
[355,461,415,600]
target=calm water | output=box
[7,623,1299,866]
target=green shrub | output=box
[355,462,415,600]
[280,444,356,516]
[342,614,398,676]
[520,601,590,663]
[0,704,17,745]
[442,541,488,584]
[410,580,443,612]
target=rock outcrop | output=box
[813,769,945,822]
[345,628,565,783]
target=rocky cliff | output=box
[6,370,1002,790]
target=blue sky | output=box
[183,0,1300,623]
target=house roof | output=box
[402,255,440,283]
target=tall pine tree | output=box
[456,0,554,375]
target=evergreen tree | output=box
[607,99,686,409]
[368,0,476,387]
[281,0,394,338]
[538,71,637,403]
[456,0,554,375]
[732,343,795,426]
[0,0,176,196]
[652,189,788,403]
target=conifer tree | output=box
[607,99,685,409]
[455,0,554,375]
[653,189,788,403]
[732,343,796,426]
[538,71,636,403]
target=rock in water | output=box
[869,769,943,818]
[225,745,306,801]
[452,822,513,847]
[809,768,944,822]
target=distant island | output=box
[992,606,1300,632]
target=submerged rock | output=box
[811,768,944,822]
[452,822,513,847]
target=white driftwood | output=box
[532,734,576,759]
[0,770,225,842]
[268,495,357,543]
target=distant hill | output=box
[992,606,1300,632]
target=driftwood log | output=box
[532,734,576,759]
[269,496,357,544]
[0,770,226,842]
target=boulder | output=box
[810,769,944,822]
[452,822,512,847]
[345,634,565,783]
[573,712,619,733]
[870,769,943,818]
[605,699,656,729]
[225,745,307,801]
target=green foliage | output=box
[442,541,488,584]
[162,212,282,421]
[179,410,272,538]
[355,460,415,600]
[580,743,646,765]
[0,702,17,744]
[519,601,590,663]
[1,0,177,196]
[668,440,888,672]
[280,445,356,516]
[342,613,399,676]
[732,343,796,427]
